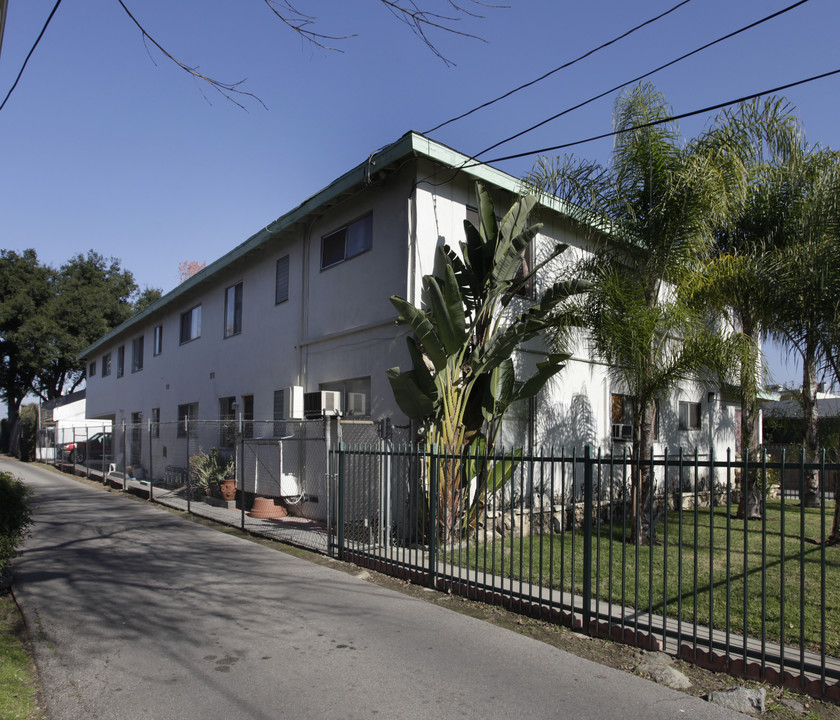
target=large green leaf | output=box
[514,353,571,402]
[390,295,447,371]
[492,224,541,289]
[422,276,462,356]
[440,257,467,346]
[386,367,435,419]
[406,336,437,400]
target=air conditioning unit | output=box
[304,391,342,418]
[283,386,304,420]
[611,423,633,441]
[346,392,367,417]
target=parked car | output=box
[59,432,112,465]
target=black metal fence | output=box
[333,443,840,701]
[40,420,840,699]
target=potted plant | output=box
[190,448,236,500]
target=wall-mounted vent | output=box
[304,391,342,418]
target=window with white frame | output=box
[321,214,372,269]
[180,305,201,344]
[153,325,163,356]
[679,401,701,431]
[224,283,243,338]
[131,336,144,373]
[275,255,290,304]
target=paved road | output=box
[6,458,744,720]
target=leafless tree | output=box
[117,0,499,109]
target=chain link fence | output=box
[38,416,408,554]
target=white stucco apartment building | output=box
[79,131,741,476]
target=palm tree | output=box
[769,148,840,508]
[685,99,802,519]
[528,83,743,544]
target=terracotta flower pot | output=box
[249,497,287,519]
[220,477,236,501]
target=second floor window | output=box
[102,352,111,377]
[180,305,201,344]
[224,283,243,338]
[275,256,289,304]
[132,336,144,373]
[153,325,163,356]
[116,346,125,378]
[321,213,372,269]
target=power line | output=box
[474,67,840,165]
[471,0,811,161]
[0,0,64,113]
[424,0,695,135]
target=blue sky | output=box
[1,0,837,388]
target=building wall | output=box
[84,151,741,498]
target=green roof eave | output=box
[78,131,586,360]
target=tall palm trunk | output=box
[736,316,762,519]
[802,342,821,507]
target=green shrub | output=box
[0,472,33,575]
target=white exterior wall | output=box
[82,135,742,505]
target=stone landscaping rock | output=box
[644,665,693,691]
[634,650,673,667]
[779,698,806,714]
[633,651,692,691]
[707,687,766,716]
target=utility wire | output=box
[0,0,64,113]
[472,0,811,160]
[425,0,695,135]
[474,66,840,165]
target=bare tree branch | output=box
[116,0,267,110]
[377,0,496,66]
[262,0,356,51]
[115,0,498,108]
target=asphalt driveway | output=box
[5,458,745,720]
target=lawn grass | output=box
[0,590,41,720]
[446,498,840,657]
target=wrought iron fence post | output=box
[147,418,154,502]
[583,444,593,634]
[337,441,346,560]
[428,444,438,590]
[121,421,127,490]
[238,414,245,530]
[185,417,191,514]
